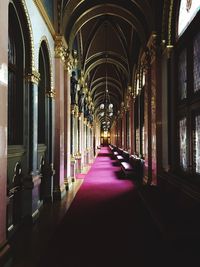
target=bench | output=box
[116,150,129,163]
[121,155,144,183]
[113,147,123,159]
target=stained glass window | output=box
[194,115,200,173]
[179,118,187,170]
[193,32,200,93]
[178,0,200,36]
[178,49,187,100]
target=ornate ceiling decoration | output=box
[59,0,155,124]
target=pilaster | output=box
[64,54,72,189]
[53,36,67,199]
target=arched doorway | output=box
[38,40,53,202]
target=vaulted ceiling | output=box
[59,0,157,125]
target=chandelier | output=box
[99,22,114,131]
[99,63,113,118]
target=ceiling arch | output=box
[60,0,154,126]
[66,4,146,49]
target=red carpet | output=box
[38,147,166,267]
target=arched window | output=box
[178,0,200,36]
[8,4,24,145]
[175,4,200,181]
[38,41,50,144]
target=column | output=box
[64,61,72,189]
[53,36,66,200]
[83,118,87,168]
[76,113,83,173]
[0,1,10,264]
[130,97,135,154]
[43,89,55,202]
[23,71,41,222]
[89,126,93,162]
[74,107,79,176]
[70,106,76,182]
[86,122,89,165]
[144,52,152,184]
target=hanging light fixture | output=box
[99,23,113,129]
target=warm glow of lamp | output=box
[103,131,108,138]
[100,103,105,109]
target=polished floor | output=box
[10,147,199,267]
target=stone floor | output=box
[9,179,83,267]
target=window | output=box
[175,9,200,180]
[8,4,24,145]
[178,49,187,100]
[179,117,187,170]
[178,0,200,36]
[193,114,200,174]
[193,32,200,93]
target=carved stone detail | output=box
[26,70,40,85]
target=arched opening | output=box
[8,3,24,145]
[38,40,51,201]
[38,41,51,144]
[7,1,32,234]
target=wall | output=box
[0,0,8,250]
[26,0,55,86]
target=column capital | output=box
[26,70,40,85]
[64,53,73,73]
[46,89,56,98]
[55,35,67,63]
[146,32,157,63]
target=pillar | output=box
[41,89,55,202]
[23,71,41,222]
[53,36,66,200]
[64,61,72,189]
[144,49,152,184]
[70,107,76,182]
[76,113,84,173]
[143,33,162,185]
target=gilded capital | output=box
[166,45,174,59]
[74,104,79,117]
[26,70,40,85]
[64,53,73,73]
[46,89,56,98]
[55,36,67,62]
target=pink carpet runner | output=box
[40,147,162,267]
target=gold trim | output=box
[64,53,73,73]
[168,0,174,46]
[55,35,66,62]
[39,36,54,91]
[46,89,56,98]
[166,44,174,59]
[26,70,40,85]
[21,0,35,71]
[33,0,56,38]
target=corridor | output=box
[10,147,199,267]
[39,146,161,266]
[1,1,200,266]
